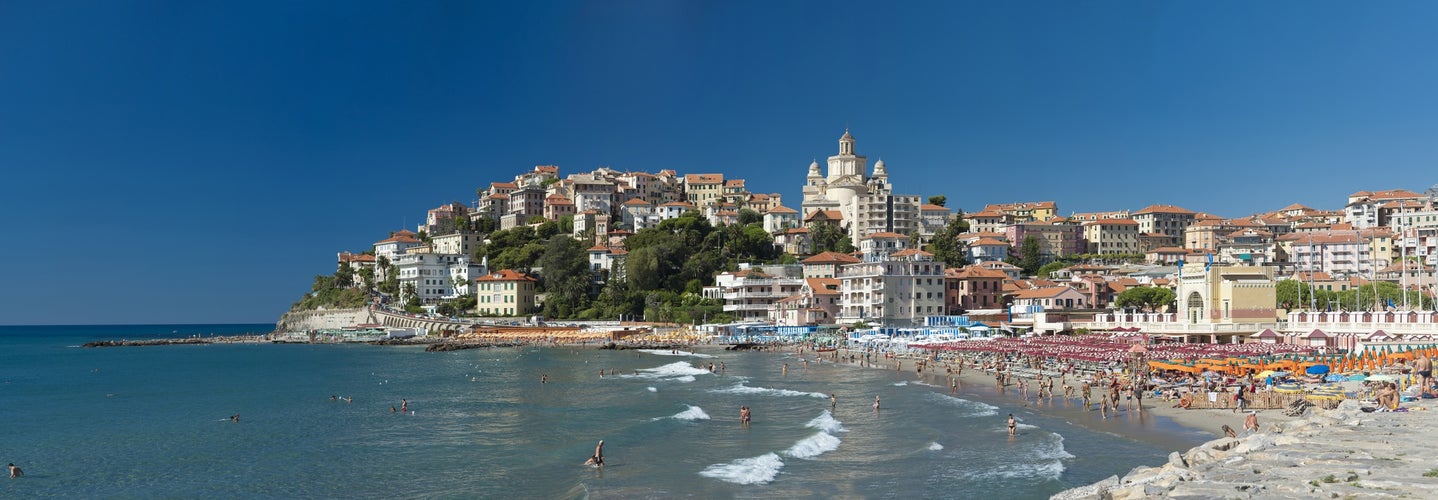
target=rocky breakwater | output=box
[83,335,266,347]
[1053,400,1438,499]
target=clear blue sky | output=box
[3,1,1436,325]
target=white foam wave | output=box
[626,361,711,381]
[647,387,657,392]
[653,404,711,421]
[784,432,841,459]
[978,460,1066,480]
[928,442,944,451]
[638,349,715,358]
[699,453,784,485]
[924,392,1000,417]
[893,381,909,386]
[711,383,827,399]
[805,411,846,433]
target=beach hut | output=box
[1299,329,1331,347]
[1362,330,1391,342]
[1249,329,1282,344]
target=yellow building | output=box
[474,269,538,316]
[684,173,725,208]
[1176,263,1276,324]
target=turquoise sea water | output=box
[1,324,1208,499]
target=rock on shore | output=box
[1051,400,1438,499]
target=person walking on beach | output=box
[7,463,21,478]
[1081,381,1092,409]
[1007,414,1017,437]
[1417,353,1434,396]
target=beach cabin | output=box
[1298,329,1332,347]
[1248,328,1282,344]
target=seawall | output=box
[273,308,375,333]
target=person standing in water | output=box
[7,463,21,478]
[873,396,881,412]
[400,399,408,413]
[830,393,837,409]
[1007,414,1017,436]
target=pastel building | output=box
[474,270,538,316]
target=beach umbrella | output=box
[1305,364,1330,375]
[1348,374,1368,382]
[1367,374,1398,382]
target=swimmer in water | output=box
[231,413,240,423]
[8,463,21,478]
[873,396,881,412]
[541,374,547,384]
[583,440,605,466]
[400,399,408,413]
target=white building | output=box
[800,130,925,245]
[430,231,484,257]
[374,230,422,262]
[708,267,806,322]
[763,205,800,234]
[836,232,945,326]
[395,253,485,304]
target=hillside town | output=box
[315,130,1438,342]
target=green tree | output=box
[538,235,592,318]
[1016,235,1043,276]
[923,210,971,267]
[737,208,762,226]
[928,195,946,207]
[809,223,854,254]
[1036,261,1067,279]
[334,262,355,288]
[1114,287,1176,312]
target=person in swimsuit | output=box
[400,399,408,413]
[830,394,837,409]
[583,440,605,466]
[7,463,21,478]
[873,396,881,412]
[1007,414,1017,436]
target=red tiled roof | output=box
[475,269,536,282]
[862,231,907,240]
[802,251,860,264]
[767,205,798,214]
[1134,205,1196,215]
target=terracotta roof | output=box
[767,205,798,214]
[489,193,509,199]
[973,237,1008,246]
[1012,287,1079,299]
[1150,247,1187,254]
[783,227,810,234]
[1083,218,1138,226]
[490,181,517,189]
[545,194,573,205]
[946,266,1008,279]
[920,204,951,211]
[661,201,696,208]
[534,165,559,173]
[862,231,907,240]
[684,173,723,184]
[475,269,537,282]
[965,211,1005,218]
[891,248,933,257]
[587,245,609,252]
[804,209,845,222]
[338,252,377,263]
[1134,204,1196,215]
[724,179,746,187]
[376,234,421,245]
[623,198,652,206]
[806,278,841,295]
[802,251,861,264]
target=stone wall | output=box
[274,308,375,333]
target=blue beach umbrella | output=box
[1306,364,1330,375]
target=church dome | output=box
[874,159,887,176]
[808,160,821,176]
[840,130,854,142]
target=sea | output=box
[0,324,1212,499]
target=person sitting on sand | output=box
[583,440,605,466]
[1244,411,1259,434]
[1222,424,1238,438]
[1377,383,1400,410]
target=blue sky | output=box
[3,1,1437,324]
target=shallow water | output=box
[0,325,1204,498]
